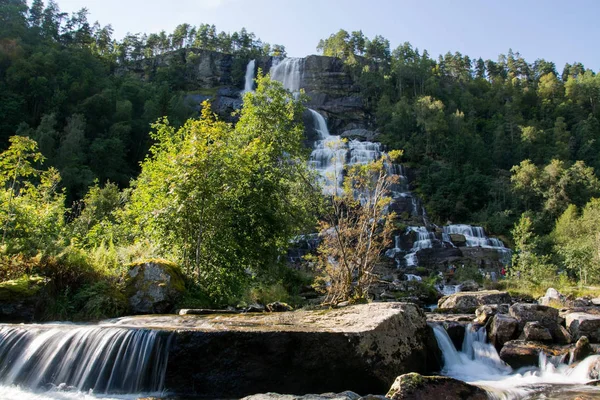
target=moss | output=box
[0,275,45,302]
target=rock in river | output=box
[386,373,488,400]
[438,290,511,312]
[117,302,438,397]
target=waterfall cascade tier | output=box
[242,59,256,93]
[0,324,172,397]
[433,323,600,399]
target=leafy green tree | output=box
[0,136,65,255]
[123,75,317,303]
[510,213,556,285]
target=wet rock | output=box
[165,302,438,397]
[442,321,467,351]
[0,275,46,322]
[566,312,600,343]
[438,290,511,312]
[586,356,600,380]
[126,260,185,314]
[474,304,508,325]
[340,129,378,141]
[266,302,294,312]
[522,321,553,342]
[572,336,594,363]
[499,340,568,369]
[448,233,467,247]
[242,392,361,400]
[489,314,518,349]
[386,373,488,400]
[488,314,519,349]
[246,303,266,313]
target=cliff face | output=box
[123,50,368,133]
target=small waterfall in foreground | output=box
[0,324,172,398]
[433,324,600,399]
[243,59,256,93]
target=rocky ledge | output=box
[113,302,439,397]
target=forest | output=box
[2,0,600,318]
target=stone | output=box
[438,290,511,312]
[386,373,488,400]
[586,357,600,380]
[242,393,361,400]
[448,233,467,247]
[509,303,559,329]
[162,302,439,397]
[489,314,518,349]
[459,280,480,292]
[566,312,600,343]
[499,340,569,369]
[266,302,293,312]
[538,287,570,307]
[572,336,594,363]
[246,303,266,313]
[473,304,508,325]
[340,129,378,141]
[125,260,185,314]
[523,321,553,342]
[0,275,46,322]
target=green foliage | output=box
[123,75,318,304]
[71,281,127,320]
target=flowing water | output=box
[242,59,256,93]
[0,323,172,400]
[433,324,600,399]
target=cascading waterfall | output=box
[243,59,256,93]
[0,324,172,399]
[433,323,600,399]
[270,57,303,94]
[403,226,437,267]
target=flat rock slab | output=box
[116,303,437,397]
[438,291,511,311]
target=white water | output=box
[0,324,172,400]
[433,324,600,399]
[243,59,256,93]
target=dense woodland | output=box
[2,1,600,318]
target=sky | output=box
[51,0,600,72]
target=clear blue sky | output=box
[52,0,599,72]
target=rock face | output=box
[438,291,511,312]
[509,303,570,344]
[158,302,438,397]
[125,261,185,314]
[566,312,600,343]
[386,373,488,400]
[0,275,45,322]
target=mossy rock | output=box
[0,275,46,322]
[386,373,488,400]
[125,260,186,314]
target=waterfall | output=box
[433,323,600,399]
[0,324,172,398]
[243,59,256,93]
[403,226,437,267]
[270,57,303,94]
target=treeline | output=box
[317,29,600,286]
[0,0,283,201]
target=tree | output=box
[313,151,401,305]
[0,136,65,255]
[123,75,317,303]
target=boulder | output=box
[126,260,186,314]
[537,288,566,307]
[340,129,378,141]
[474,304,509,325]
[566,312,600,343]
[0,275,46,322]
[572,336,594,363]
[448,234,467,247]
[458,280,480,292]
[242,393,362,400]
[386,373,488,400]
[266,302,293,312]
[499,340,568,369]
[163,302,439,397]
[522,322,553,342]
[489,314,518,349]
[509,303,559,329]
[438,291,511,312]
[509,303,570,344]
